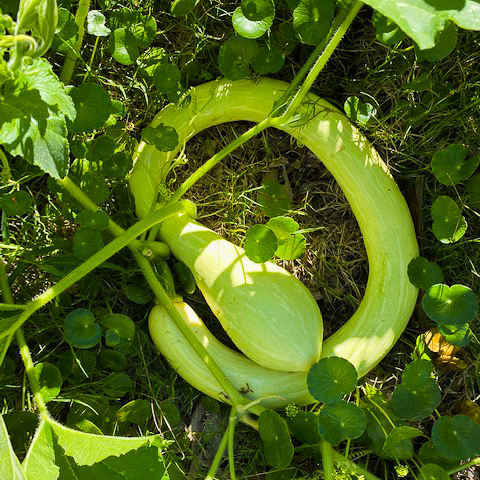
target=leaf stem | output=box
[447,457,480,475]
[274,1,363,125]
[206,427,229,480]
[321,439,335,480]
[228,408,238,480]
[59,0,90,84]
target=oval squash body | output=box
[148,302,315,408]
[158,213,323,372]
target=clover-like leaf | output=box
[432,415,480,461]
[422,284,478,326]
[218,36,259,80]
[69,83,111,133]
[75,209,110,231]
[251,44,284,74]
[73,226,104,261]
[108,27,139,65]
[102,372,133,397]
[344,96,377,126]
[293,0,334,46]
[244,224,277,263]
[275,234,306,260]
[33,362,63,402]
[407,257,444,291]
[318,401,366,445]
[257,180,291,217]
[431,196,467,244]
[141,124,179,152]
[391,360,441,421]
[87,10,111,36]
[431,144,479,186]
[419,464,450,480]
[63,309,101,349]
[153,64,181,93]
[258,410,294,469]
[372,11,406,45]
[307,356,357,404]
[0,190,33,216]
[100,314,135,341]
[98,350,127,372]
[117,400,152,424]
[233,0,275,39]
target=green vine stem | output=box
[0,201,190,338]
[273,0,363,125]
[206,427,229,480]
[228,408,238,480]
[59,0,90,84]
[0,257,48,416]
[321,439,335,480]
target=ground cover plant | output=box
[0,0,480,479]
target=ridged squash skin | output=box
[130,77,419,383]
[149,302,316,408]
[157,212,323,372]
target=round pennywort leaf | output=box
[100,313,135,341]
[33,362,63,402]
[293,0,334,45]
[63,308,101,349]
[69,83,111,133]
[275,234,306,260]
[431,196,467,244]
[344,96,377,126]
[87,10,111,36]
[153,63,181,93]
[407,257,444,291]
[233,2,274,39]
[116,399,152,424]
[431,144,479,186]
[318,401,366,445]
[98,350,127,372]
[73,226,104,261]
[0,190,33,216]
[419,464,450,480]
[244,224,277,263]
[257,180,291,217]
[102,372,133,397]
[259,410,294,469]
[307,356,357,404]
[141,124,179,152]
[251,44,285,74]
[432,415,480,461]
[108,27,139,65]
[218,36,258,80]
[422,284,478,326]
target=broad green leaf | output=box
[123,284,153,305]
[233,0,275,39]
[383,426,423,456]
[0,415,25,480]
[116,400,152,424]
[51,7,78,54]
[218,36,258,80]
[416,22,458,62]
[251,44,284,74]
[69,83,111,133]
[286,411,322,445]
[109,27,139,65]
[293,0,334,46]
[422,284,478,326]
[100,314,135,341]
[103,372,133,397]
[258,410,294,469]
[392,360,441,421]
[372,11,406,45]
[0,58,75,179]
[432,415,480,461]
[344,96,377,126]
[102,151,133,179]
[105,330,122,347]
[307,356,357,404]
[170,0,198,16]
[318,401,366,445]
[0,190,32,216]
[467,173,480,193]
[109,8,157,49]
[431,196,467,244]
[367,422,414,460]
[63,309,101,349]
[141,124,179,152]
[32,362,63,402]
[407,257,444,291]
[86,135,116,163]
[153,64,181,93]
[244,224,277,263]
[418,441,460,471]
[266,216,299,244]
[431,144,479,186]
[361,0,480,50]
[87,10,111,36]
[275,234,306,260]
[75,209,110,231]
[73,226,104,261]
[257,180,291,217]
[158,400,181,428]
[80,172,110,204]
[438,323,472,347]
[98,350,127,371]
[419,463,450,480]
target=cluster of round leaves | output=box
[408,256,478,348]
[430,144,479,244]
[244,180,307,263]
